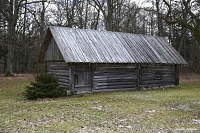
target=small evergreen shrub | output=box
[4,71,14,77]
[25,74,66,100]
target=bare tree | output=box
[163,0,200,45]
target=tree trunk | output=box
[105,0,113,31]
[6,25,15,73]
[156,0,163,36]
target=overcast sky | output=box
[131,0,152,7]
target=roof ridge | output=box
[49,26,167,39]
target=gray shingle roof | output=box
[48,26,187,64]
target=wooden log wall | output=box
[140,64,176,88]
[93,65,138,92]
[45,62,179,94]
[46,61,69,88]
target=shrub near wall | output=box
[25,74,66,100]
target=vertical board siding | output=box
[46,62,69,88]
[45,38,64,61]
[74,66,92,94]
[140,64,176,87]
[93,65,138,92]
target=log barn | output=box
[40,26,187,94]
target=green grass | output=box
[0,76,200,132]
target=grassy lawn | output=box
[0,75,200,132]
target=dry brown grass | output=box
[0,74,34,86]
[180,73,200,83]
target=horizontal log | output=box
[141,65,174,68]
[48,70,69,73]
[95,66,137,69]
[94,74,137,79]
[47,67,68,70]
[94,81,137,86]
[141,72,175,76]
[141,78,175,82]
[141,76,175,80]
[54,76,69,80]
[141,78,175,81]
[92,88,137,92]
[59,82,69,85]
[93,84,137,90]
[59,85,68,88]
[141,67,174,70]
[93,78,137,83]
[141,75,175,79]
[47,72,69,76]
[75,85,91,88]
[142,78,175,82]
[94,70,137,73]
[95,69,136,72]
[142,71,175,75]
[142,70,175,73]
[140,83,175,88]
[141,82,175,85]
[94,72,137,76]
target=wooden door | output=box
[74,68,92,94]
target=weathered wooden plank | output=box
[47,69,69,73]
[94,72,137,76]
[94,81,137,86]
[140,83,175,87]
[137,64,141,89]
[141,75,175,78]
[58,78,69,83]
[141,79,175,83]
[53,75,69,79]
[93,81,137,85]
[58,82,69,85]
[93,85,137,90]
[142,72,175,75]
[94,75,138,80]
[93,66,138,91]
[140,64,176,88]
[69,66,75,91]
[94,76,137,81]
[45,37,64,61]
[92,88,137,92]
[175,65,179,85]
[46,60,69,89]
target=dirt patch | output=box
[176,104,194,111]
[192,101,200,105]
[175,101,200,112]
